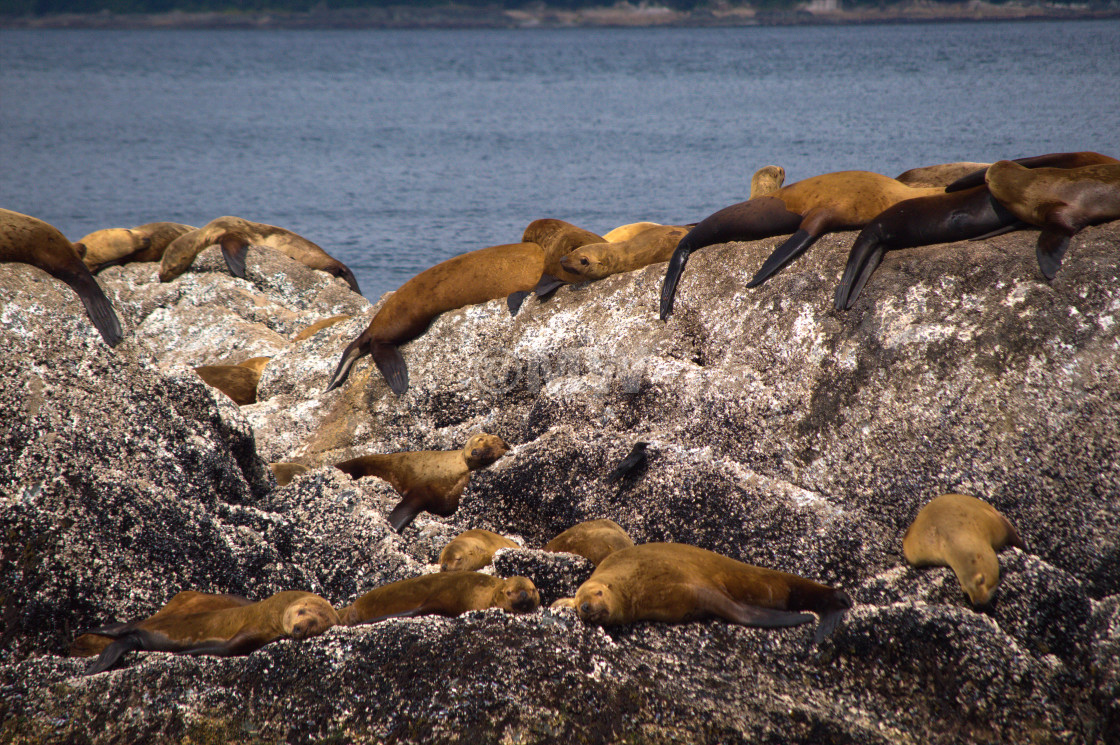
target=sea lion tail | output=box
[533,274,566,300]
[85,634,145,675]
[54,263,124,347]
[746,229,819,288]
[371,342,408,395]
[325,339,367,393]
[659,240,694,320]
[834,230,884,311]
[507,290,530,316]
[1036,231,1071,280]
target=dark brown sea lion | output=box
[79,221,195,273]
[324,242,544,395]
[193,356,271,406]
[339,572,539,625]
[985,160,1120,279]
[559,226,688,282]
[270,461,310,486]
[659,171,944,318]
[555,543,851,642]
[944,151,1120,193]
[158,216,361,294]
[520,218,607,299]
[334,433,511,532]
[0,207,123,346]
[543,519,635,567]
[439,529,520,572]
[903,493,1025,607]
[894,162,990,189]
[81,590,338,675]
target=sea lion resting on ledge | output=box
[559,225,689,283]
[78,221,195,273]
[543,519,635,567]
[439,529,520,572]
[78,590,339,675]
[339,572,540,625]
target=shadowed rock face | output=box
[2,227,1119,743]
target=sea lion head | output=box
[282,596,340,640]
[440,541,488,573]
[574,580,621,625]
[559,244,612,281]
[957,550,1000,607]
[77,228,148,270]
[159,227,209,281]
[462,433,511,469]
[492,576,540,613]
[750,165,786,198]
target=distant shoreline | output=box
[3,2,1119,31]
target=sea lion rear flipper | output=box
[388,493,423,532]
[371,342,408,395]
[968,220,1028,241]
[533,274,566,300]
[746,228,820,288]
[219,236,249,279]
[325,339,366,393]
[53,264,124,347]
[698,587,814,629]
[85,633,146,675]
[1036,231,1071,280]
[507,290,530,316]
[659,242,693,320]
[834,229,885,311]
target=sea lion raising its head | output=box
[79,221,195,273]
[339,572,539,625]
[556,543,851,642]
[543,519,635,567]
[0,208,123,347]
[439,529,520,572]
[81,590,338,675]
[903,493,1025,607]
[750,165,786,198]
[334,433,511,532]
[559,226,688,283]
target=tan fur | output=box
[750,165,786,198]
[270,462,310,486]
[79,222,195,272]
[895,162,991,188]
[292,314,351,342]
[772,171,944,229]
[194,357,271,406]
[543,519,635,567]
[903,493,1024,606]
[603,222,662,243]
[439,529,519,572]
[521,218,606,284]
[339,572,539,625]
[559,226,688,282]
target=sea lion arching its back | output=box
[339,572,539,625]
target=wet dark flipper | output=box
[325,339,365,393]
[746,229,820,288]
[697,587,815,629]
[179,630,265,657]
[507,290,530,316]
[835,236,884,311]
[220,239,248,279]
[372,342,408,395]
[55,264,124,347]
[388,494,422,532]
[659,244,693,320]
[1036,231,1071,280]
[533,274,566,300]
[969,221,1028,241]
[85,634,145,675]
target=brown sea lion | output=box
[543,519,635,567]
[270,461,310,486]
[79,221,195,272]
[603,222,663,243]
[659,171,945,318]
[559,226,689,282]
[894,162,990,189]
[520,218,607,298]
[158,216,361,294]
[193,356,271,406]
[985,160,1120,279]
[903,493,1025,607]
[81,590,338,675]
[750,165,786,198]
[324,243,544,395]
[439,529,520,572]
[555,543,851,642]
[334,433,511,532]
[0,208,123,346]
[944,150,1120,193]
[339,572,539,625]
[70,591,252,658]
[292,314,352,342]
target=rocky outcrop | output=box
[2,225,1118,743]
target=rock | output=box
[2,224,1119,743]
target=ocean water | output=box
[1,20,1118,300]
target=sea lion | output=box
[439,529,520,572]
[0,208,123,346]
[984,160,1120,279]
[559,226,688,282]
[70,591,252,658]
[894,162,991,189]
[750,165,786,197]
[324,242,544,395]
[520,218,607,297]
[603,222,663,243]
[292,314,351,342]
[193,356,271,406]
[334,433,511,532]
[944,151,1120,193]
[833,185,1020,310]
[555,543,851,642]
[659,171,945,318]
[902,493,1025,607]
[543,519,635,567]
[605,441,649,484]
[81,590,338,675]
[339,572,539,625]
[79,221,195,272]
[158,216,361,294]
[270,461,310,486]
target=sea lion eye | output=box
[580,258,589,265]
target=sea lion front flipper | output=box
[85,633,147,675]
[746,228,820,288]
[325,338,366,393]
[834,229,885,311]
[371,341,408,395]
[697,587,814,629]
[811,608,849,644]
[1036,230,1071,280]
[388,492,423,532]
[507,290,530,316]
[52,263,124,347]
[659,242,693,320]
[79,621,133,638]
[219,235,249,279]
[178,630,267,657]
[533,274,566,300]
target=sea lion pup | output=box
[79,221,195,272]
[70,591,252,658]
[334,433,511,532]
[543,519,635,567]
[903,493,1025,607]
[0,208,123,347]
[270,461,310,486]
[556,543,851,643]
[158,215,361,294]
[339,572,540,626]
[519,218,607,299]
[659,171,945,319]
[944,150,1120,193]
[984,160,1120,279]
[894,162,991,189]
[193,356,271,406]
[325,242,544,395]
[750,165,786,198]
[833,184,1021,310]
[82,590,338,675]
[439,529,520,572]
[559,226,689,283]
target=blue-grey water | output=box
[2,21,1118,300]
